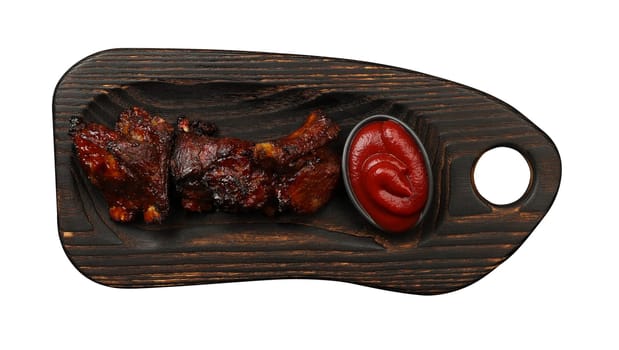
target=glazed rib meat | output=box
[171,117,272,213]
[253,110,340,169]
[71,107,340,223]
[171,110,341,215]
[274,146,340,214]
[70,107,174,223]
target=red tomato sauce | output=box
[347,120,429,232]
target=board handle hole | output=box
[473,146,532,206]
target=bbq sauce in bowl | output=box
[343,115,432,233]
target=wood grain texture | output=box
[53,49,561,294]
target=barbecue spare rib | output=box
[70,107,175,223]
[71,107,341,223]
[171,109,340,215]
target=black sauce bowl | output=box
[341,115,434,233]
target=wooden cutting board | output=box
[53,49,561,294]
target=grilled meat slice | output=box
[70,107,174,223]
[253,110,340,169]
[275,146,340,214]
[171,117,272,213]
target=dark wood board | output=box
[53,49,561,295]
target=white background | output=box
[1,1,617,349]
